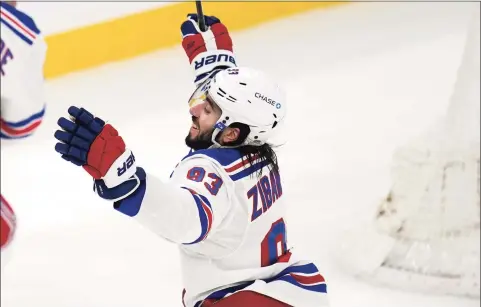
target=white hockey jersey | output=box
[0,2,46,139]
[115,148,329,307]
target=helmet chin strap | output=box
[209,125,227,149]
[206,93,253,148]
[209,122,265,149]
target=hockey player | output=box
[53,15,328,307]
[1,1,47,255]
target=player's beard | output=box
[185,126,214,151]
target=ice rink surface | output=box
[1,2,479,307]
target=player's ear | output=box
[221,127,241,144]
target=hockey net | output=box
[339,5,480,298]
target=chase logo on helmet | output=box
[194,54,236,70]
[255,92,282,109]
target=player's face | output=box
[185,99,222,150]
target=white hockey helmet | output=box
[188,67,287,147]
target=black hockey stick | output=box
[196,0,207,32]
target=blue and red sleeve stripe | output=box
[0,2,40,45]
[1,107,45,139]
[265,262,327,293]
[181,187,213,245]
[225,156,269,181]
[194,262,327,306]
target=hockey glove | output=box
[1,195,16,250]
[54,106,145,202]
[181,14,237,86]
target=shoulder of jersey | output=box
[184,148,270,181]
[0,2,41,45]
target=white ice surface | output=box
[1,2,479,307]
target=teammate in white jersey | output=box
[54,14,328,307]
[1,1,46,139]
[1,1,46,259]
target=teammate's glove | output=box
[54,106,145,202]
[1,196,16,250]
[181,14,237,86]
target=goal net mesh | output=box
[339,4,480,298]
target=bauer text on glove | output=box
[181,14,237,86]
